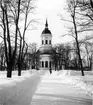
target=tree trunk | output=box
[18,67,21,76]
[55,64,56,71]
[18,60,22,76]
[7,64,12,78]
[7,70,12,78]
[77,46,84,76]
[72,15,84,76]
[75,32,84,76]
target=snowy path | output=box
[31,72,92,105]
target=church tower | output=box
[41,19,52,51]
[39,19,53,70]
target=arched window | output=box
[42,61,44,67]
[45,61,48,68]
[49,61,51,68]
[42,40,44,44]
[49,40,51,44]
[45,40,48,44]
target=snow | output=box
[0,70,92,105]
[31,70,92,105]
[58,70,93,96]
[0,70,45,105]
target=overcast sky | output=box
[26,0,73,46]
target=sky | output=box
[26,0,73,46]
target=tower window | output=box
[45,40,48,44]
[45,61,48,68]
[42,40,44,44]
[49,40,51,44]
[42,61,44,67]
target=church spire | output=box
[42,18,51,34]
[45,18,48,28]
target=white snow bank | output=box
[57,70,93,97]
[0,70,44,105]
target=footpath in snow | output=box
[0,70,45,105]
[31,71,92,105]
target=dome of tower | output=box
[42,28,51,34]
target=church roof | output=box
[39,49,53,55]
[42,28,51,34]
[42,19,51,34]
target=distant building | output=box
[39,19,54,70]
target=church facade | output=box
[39,19,54,70]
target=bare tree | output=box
[50,46,59,71]
[51,44,71,70]
[60,0,84,76]
[28,43,40,70]
[77,0,93,71]
[0,0,35,77]
[17,0,35,76]
[0,44,6,71]
[0,0,21,78]
[81,40,93,70]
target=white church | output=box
[39,19,54,70]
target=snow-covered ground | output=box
[31,70,92,105]
[0,70,92,105]
[58,70,93,96]
[0,70,46,105]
